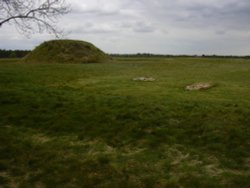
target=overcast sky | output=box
[1,0,250,55]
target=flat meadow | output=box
[0,57,250,187]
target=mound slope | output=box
[23,40,111,64]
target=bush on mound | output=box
[23,40,111,63]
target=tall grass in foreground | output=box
[0,57,250,187]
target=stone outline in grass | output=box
[133,77,155,82]
[185,82,214,91]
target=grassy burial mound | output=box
[23,40,111,64]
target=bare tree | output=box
[0,0,70,37]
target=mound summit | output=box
[23,40,111,64]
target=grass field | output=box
[0,57,250,187]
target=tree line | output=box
[0,49,30,58]
[110,53,250,59]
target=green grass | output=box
[23,40,111,64]
[0,57,250,187]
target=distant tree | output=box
[0,0,70,37]
[0,49,30,58]
[9,50,16,58]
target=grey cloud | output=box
[133,22,155,33]
[152,0,250,30]
[215,30,226,35]
[118,21,155,33]
[69,22,117,35]
[1,0,250,55]
[71,5,120,16]
[67,21,155,35]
